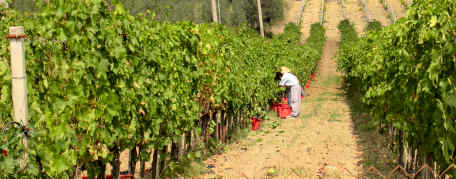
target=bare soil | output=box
[299,0,323,40]
[344,0,367,35]
[388,0,407,19]
[270,0,304,34]
[365,0,392,26]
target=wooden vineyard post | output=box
[339,0,347,19]
[178,133,185,160]
[8,26,28,169]
[139,146,146,178]
[238,113,243,129]
[185,130,192,153]
[190,128,196,152]
[360,0,372,22]
[128,147,137,178]
[221,111,227,143]
[211,0,218,23]
[383,0,397,22]
[228,113,234,142]
[296,0,307,25]
[205,111,212,151]
[239,113,242,129]
[110,146,121,179]
[320,0,325,25]
[171,142,179,161]
[151,149,159,179]
[257,0,265,37]
[158,145,169,177]
[217,0,221,23]
[216,111,221,142]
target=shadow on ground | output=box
[343,79,402,178]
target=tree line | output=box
[8,0,284,33]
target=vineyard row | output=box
[0,1,326,178]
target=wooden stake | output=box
[211,0,218,23]
[296,0,308,25]
[178,133,185,160]
[151,149,158,179]
[110,146,121,179]
[257,0,264,37]
[320,0,325,25]
[171,142,179,161]
[216,111,221,141]
[128,147,137,178]
[222,111,227,143]
[8,26,28,169]
[139,145,145,178]
[217,0,221,23]
[158,147,167,177]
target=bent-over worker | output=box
[279,67,302,118]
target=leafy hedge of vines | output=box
[0,0,325,177]
[338,0,456,172]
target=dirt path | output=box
[344,0,368,35]
[300,0,323,40]
[197,1,370,178]
[388,0,407,19]
[270,0,304,34]
[365,0,392,26]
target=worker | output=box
[279,67,302,118]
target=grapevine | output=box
[0,1,326,177]
[338,0,456,174]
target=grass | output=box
[322,75,342,87]
[300,113,313,120]
[312,103,322,115]
[328,111,342,122]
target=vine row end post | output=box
[257,0,264,37]
[8,26,29,169]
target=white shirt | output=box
[279,72,298,87]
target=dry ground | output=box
[387,0,407,19]
[270,0,305,34]
[365,0,392,26]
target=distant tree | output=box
[9,0,283,32]
[243,0,283,30]
[10,0,36,11]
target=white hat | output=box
[280,66,290,74]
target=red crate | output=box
[251,117,261,131]
[282,97,288,104]
[277,104,291,118]
[272,102,280,112]
[305,80,311,89]
[120,174,133,179]
[81,174,132,179]
[1,149,7,157]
